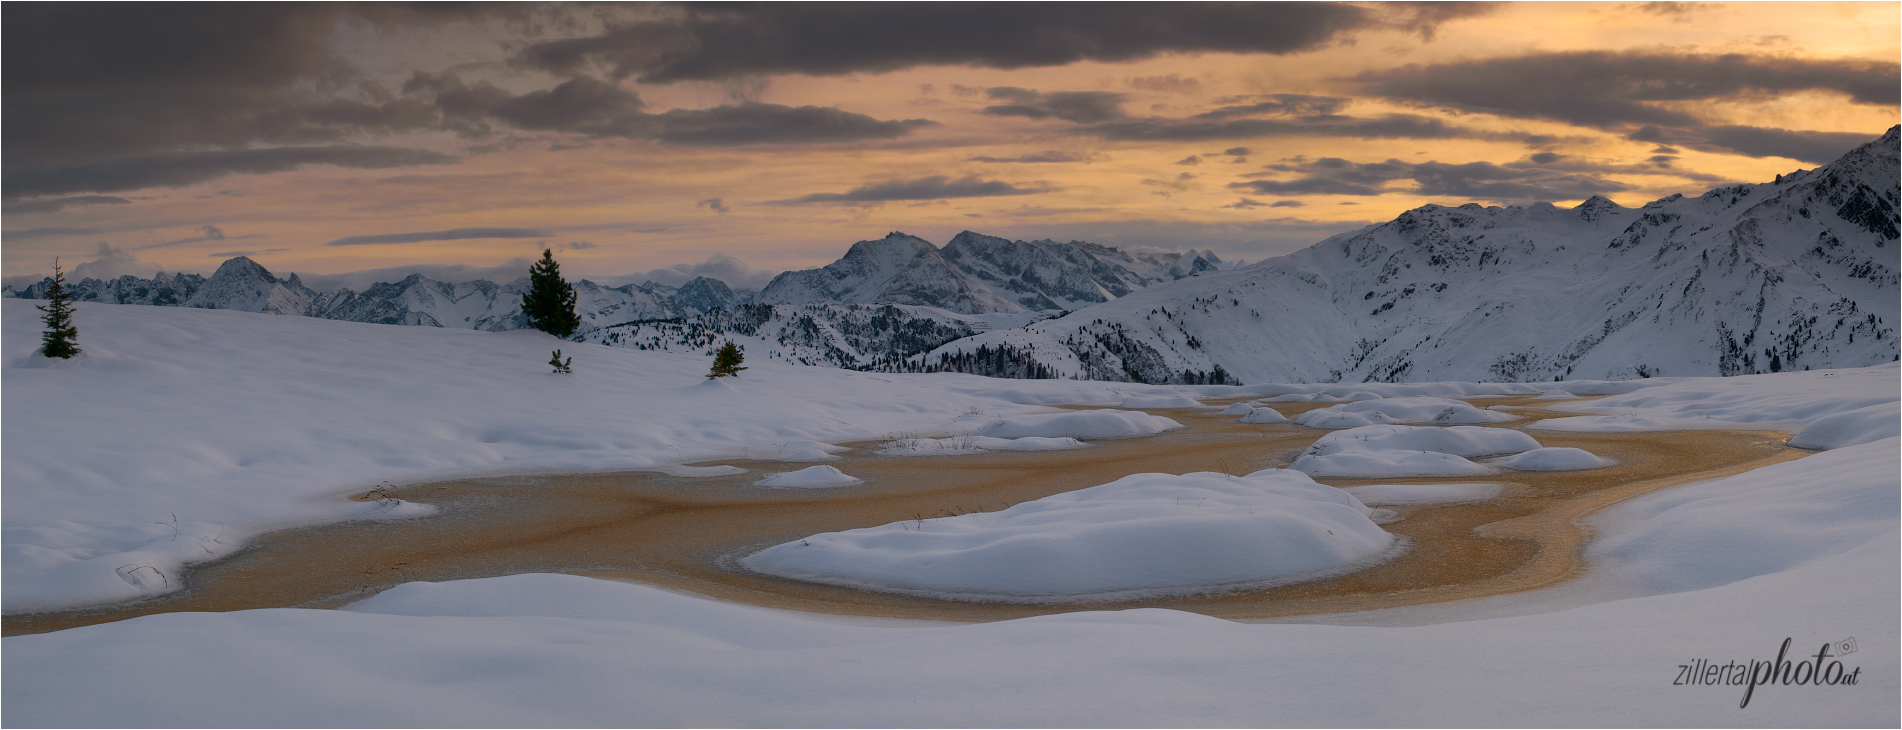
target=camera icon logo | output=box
[1835,637,1858,656]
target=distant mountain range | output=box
[917,126,1900,383]
[6,232,1224,367]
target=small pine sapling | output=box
[708,341,747,378]
[37,258,81,358]
[549,349,573,374]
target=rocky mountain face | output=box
[756,231,1228,314]
[922,126,1900,383]
[579,302,1024,370]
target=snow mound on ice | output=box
[1238,407,1288,424]
[743,469,1395,601]
[1118,394,1202,409]
[758,465,862,489]
[1342,483,1505,505]
[1492,447,1615,471]
[1294,397,1519,429]
[975,409,1182,439]
[1289,425,1540,478]
[1590,438,1900,593]
[1526,414,1686,432]
[1261,393,1348,403]
[1788,402,1901,450]
[1218,402,1256,416]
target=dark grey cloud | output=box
[766,176,1054,205]
[1270,200,1305,207]
[564,240,597,249]
[1223,147,1252,157]
[1193,94,1347,120]
[3,226,105,241]
[981,88,1126,124]
[1500,149,1732,183]
[1220,198,1270,209]
[515,4,1389,83]
[1693,125,1879,164]
[1075,113,1469,142]
[1126,74,1200,94]
[1358,51,1900,129]
[6,146,457,199]
[324,227,555,247]
[698,197,731,213]
[1234,157,1635,203]
[1,4,533,173]
[2,195,131,215]
[966,151,1099,163]
[1176,155,1202,166]
[653,103,935,146]
[139,229,262,251]
[411,74,937,146]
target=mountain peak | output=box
[1574,194,1622,221]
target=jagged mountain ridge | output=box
[756,230,1227,314]
[920,126,1901,383]
[8,259,752,332]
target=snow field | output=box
[1218,401,1256,415]
[757,465,862,489]
[0,301,1195,612]
[743,469,1396,601]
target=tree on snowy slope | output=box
[521,249,579,338]
[708,341,747,378]
[37,258,80,359]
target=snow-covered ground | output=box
[4,300,1896,726]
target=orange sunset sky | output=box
[4,2,1897,288]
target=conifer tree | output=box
[708,341,747,378]
[549,349,572,374]
[37,258,80,359]
[521,249,580,338]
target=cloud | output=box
[981,88,1126,123]
[416,74,938,147]
[2,195,131,215]
[1126,74,1200,94]
[1233,156,1636,203]
[291,259,541,292]
[1193,94,1348,120]
[1270,200,1306,207]
[208,251,258,258]
[4,226,106,241]
[1692,125,1880,164]
[965,151,1099,163]
[697,197,731,213]
[200,224,225,240]
[5,145,457,199]
[69,242,158,280]
[1357,51,1900,129]
[513,5,1384,83]
[606,252,784,291]
[324,227,554,247]
[1175,155,1202,166]
[563,240,597,250]
[1074,113,1470,142]
[653,103,936,146]
[766,176,1055,205]
[1220,198,1270,209]
[1141,172,1200,195]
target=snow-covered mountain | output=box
[922,126,1900,383]
[756,230,1228,314]
[578,302,1041,370]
